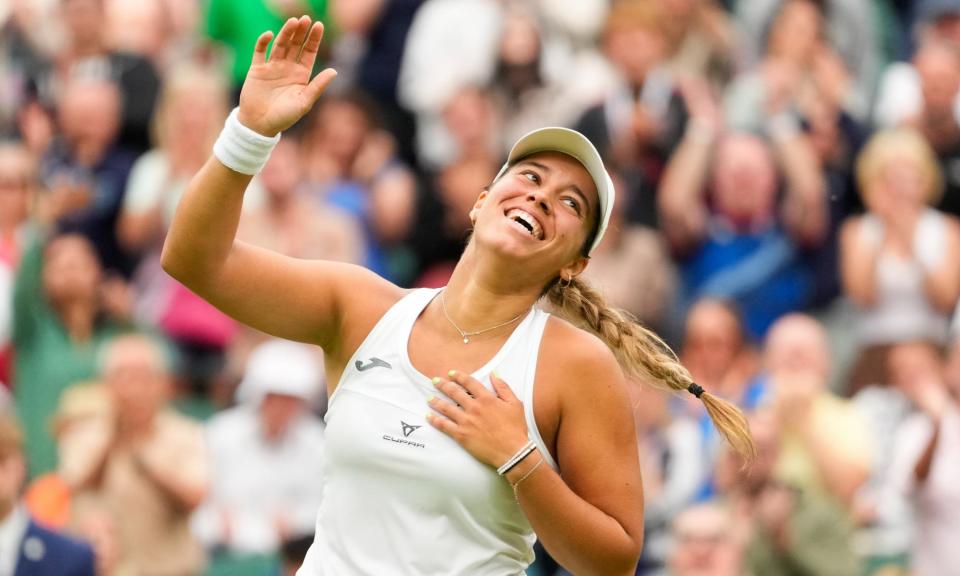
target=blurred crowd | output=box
[0,0,959,575]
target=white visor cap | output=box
[496,127,615,256]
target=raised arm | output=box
[658,78,717,255]
[161,17,400,355]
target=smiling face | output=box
[470,151,598,284]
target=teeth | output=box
[506,209,543,240]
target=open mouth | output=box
[506,208,544,240]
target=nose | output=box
[525,190,551,215]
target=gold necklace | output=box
[439,289,529,344]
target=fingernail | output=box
[431,377,441,385]
[448,370,457,378]
[492,369,500,380]
[426,396,435,404]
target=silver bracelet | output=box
[497,440,537,476]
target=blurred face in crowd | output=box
[260,139,302,201]
[443,86,496,155]
[499,7,541,67]
[711,135,778,226]
[105,0,168,61]
[915,41,960,117]
[163,72,228,159]
[889,342,943,392]
[683,299,744,384]
[314,99,371,167]
[730,412,780,493]
[0,145,34,233]
[866,156,929,215]
[439,157,497,234]
[102,335,170,430]
[603,9,665,85]
[57,77,122,159]
[62,0,105,50]
[42,234,101,307]
[259,393,308,442]
[767,0,823,63]
[668,504,742,576]
[763,314,830,381]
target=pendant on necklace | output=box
[463,337,470,344]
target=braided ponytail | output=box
[547,277,755,460]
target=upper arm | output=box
[542,327,645,547]
[190,241,403,355]
[838,217,876,306]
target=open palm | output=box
[237,16,337,137]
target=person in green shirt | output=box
[13,231,127,476]
[204,0,331,94]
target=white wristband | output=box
[212,107,281,175]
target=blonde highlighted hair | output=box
[547,277,755,460]
[855,127,943,207]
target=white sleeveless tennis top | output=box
[297,288,557,576]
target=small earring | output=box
[559,276,572,289]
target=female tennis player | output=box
[161,16,753,576]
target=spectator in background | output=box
[579,172,677,334]
[69,332,207,576]
[300,92,417,282]
[851,342,940,574]
[840,128,960,394]
[887,335,960,576]
[659,0,737,90]
[204,0,330,98]
[330,0,424,164]
[192,339,326,559]
[39,74,136,277]
[117,65,239,399]
[733,0,881,118]
[238,137,362,263]
[0,409,95,576]
[13,232,127,477]
[0,0,55,139]
[49,0,161,154]
[715,411,862,576]
[666,502,743,576]
[875,36,960,216]
[574,0,680,227]
[726,0,864,129]
[761,314,872,508]
[630,383,705,574]
[679,298,762,499]
[0,143,36,386]
[658,78,827,340]
[680,298,761,409]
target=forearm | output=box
[769,127,827,244]
[801,422,867,505]
[136,451,206,510]
[160,158,252,291]
[510,453,641,576]
[913,420,940,483]
[658,124,713,250]
[839,221,880,307]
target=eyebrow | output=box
[516,160,593,214]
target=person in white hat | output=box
[161,16,754,575]
[191,339,326,557]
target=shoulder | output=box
[23,520,95,573]
[539,315,628,407]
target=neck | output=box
[57,301,97,342]
[440,243,544,335]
